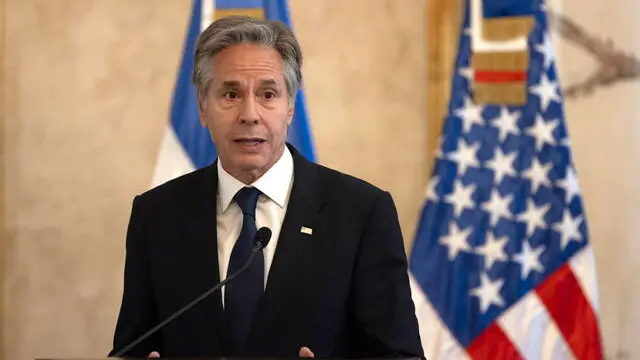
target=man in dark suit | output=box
[109,15,424,359]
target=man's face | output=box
[199,43,293,181]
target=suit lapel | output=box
[180,162,231,353]
[247,145,328,352]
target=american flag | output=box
[409,1,604,359]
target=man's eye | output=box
[264,91,276,100]
[224,91,238,99]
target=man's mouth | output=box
[234,138,267,146]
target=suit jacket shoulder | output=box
[134,164,216,212]
[309,161,393,223]
[314,161,386,197]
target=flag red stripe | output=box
[475,70,527,83]
[536,264,603,360]
[467,323,523,360]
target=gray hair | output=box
[192,15,303,104]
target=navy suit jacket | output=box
[109,144,424,358]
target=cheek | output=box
[200,105,215,125]
[270,113,292,139]
[205,106,230,128]
[202,113,227,142]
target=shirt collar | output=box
[217,146,294,213]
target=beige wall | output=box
[553,1,640,358]
[2,1,427,359]
[3,0,640,360]
[4,1,191,359]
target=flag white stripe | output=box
[201,0,215,31]
[568,246,600,311]
[409,273,471,360]
[470,0,528,52]
[498,292,574,360]
[151,127,196,188]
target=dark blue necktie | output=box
[225,186,264,353]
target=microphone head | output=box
[254,227,272,250]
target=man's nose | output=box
[238,96,259,124]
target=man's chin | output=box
[235,156,270,173]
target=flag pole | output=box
[0,0,6,356]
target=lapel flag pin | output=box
[300,227,313,235]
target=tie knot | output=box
[234,186,261,216]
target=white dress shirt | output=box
[216,146,294,305]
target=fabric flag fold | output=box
[409,1,604,359]
[152,0,316,187]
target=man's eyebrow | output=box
[218,80,279,88]
[259,79,278,86]
[221,80,242,88]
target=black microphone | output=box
[112,227,272,358]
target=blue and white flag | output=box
[152,0,316,187]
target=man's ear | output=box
[287,102,294,126]
[197,95,207,127]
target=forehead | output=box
[211,43,285,84]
